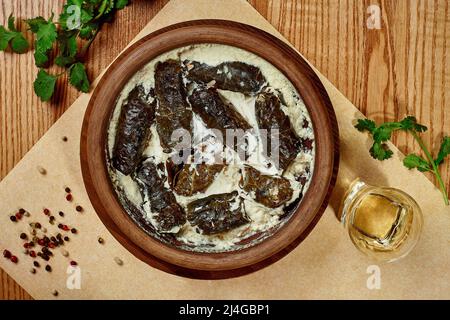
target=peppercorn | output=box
[65,187,71,193]
[37,166,47,175]
[62,225,70,231]
[70,261,77,266]
[23,243,29,249]
[35,223,41,229]
[10,215,17,222]
[28,241,35,248]
[30,251,36,258]
[43,208,50,215]
[64,236,69,241]
[3,249,11,259]
[66,194,73,201]
[33,261,40,267]
[62,136,68,142]
[71,228,77,234]
[52,289,59,296]
[20,233,27,240]
[58,223,63,229]
[50,236,56,242]
[75,205,83,212]
[15,212,22,220]
[45,265,52,272]
[19,208,25,214]
[48,243,56,249]
[97,237,104,244]
[10,256,18,263]
[38,239,44,246]
[49,216,55,221]
[58,211,64,217]
[30,268,36,274]
[41,254,50,261]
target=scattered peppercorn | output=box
[20,233,27,240]
[35,223,41,229]
[30,268,36,274]
[19,208,25,214]
[23,243,29,249]
[45,265,52,272]
[37,166,47,175]
[64,236,70,241]
[71,228,77,234]
[97,237,104,244]
[66,194,73,201]
[65,187,71,193]
[62,136,68,142]
[62,225,70,231]
[33,261,40,267]
[75,205,83,212]
[50,216,55,221]
[43,208,50,215]
[15,212,22,220]
[30,251,36,258]
[70,261,77,266]
[10,256,18,263]
[3,250,11,259]
[114,257,123,266]
[58,211,64,217]
[10,215,17,222]
[52,289,59,296]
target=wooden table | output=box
[0,0,448,300]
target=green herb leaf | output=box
[10,33,29,53]
[115,0,129,9]
[355,119,376,134]
[69,62,90,92]
[36,18,57,52]
[403,154,431,172]
[0,26,16,51]
[34,69,58,101]
[435,136,450,166]
[25,16,47,33]
[399,116,428,132]
[8,14,17,31]
[370,142,394,161]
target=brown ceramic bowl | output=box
[80,20,339,279]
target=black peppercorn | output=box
[65,187,71,193]
[75,206,83,212]
[10,216,17,222]
[58,211,64,217]
[64,236,69,241]
[45,265,52,272]
[19,208,26,214]
[33,261,40,267]
[71,228,77,234]
[20,233,27,240]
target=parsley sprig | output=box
[356,116,450,205]
[0,0,129,101]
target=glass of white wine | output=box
[339,179,423,262]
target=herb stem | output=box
[411,130,449,205]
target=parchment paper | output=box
[0,0,449,299]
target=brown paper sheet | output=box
[0,0,449,299]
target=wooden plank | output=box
[0,0,448,299]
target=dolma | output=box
[155,59,193,153]
[187,191,249,235]
[166,160,224,197]
[255,92,301,171]
[135,159,186,232]
[112,85,155,175]
[241,166,293,208]
[189,88,252,147]
[185,61,266,95]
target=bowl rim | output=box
[80,19,339,278]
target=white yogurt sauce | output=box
[107,44,315,252]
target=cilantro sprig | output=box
[0,0,130,101]
[356,116,450,205]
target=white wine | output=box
[340,180,422,262]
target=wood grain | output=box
[0,0,448,299]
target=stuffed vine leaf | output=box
[187,191,249,235]
[255,92,301,171]
[189,88,252,142]
[185,61,266,95]
[112,85,155,175]
[135,159,186,232]
[155,59,193,153]
[241,166,293,208]
[166,160,224,197]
